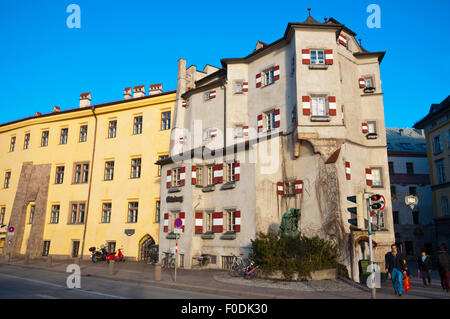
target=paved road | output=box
[0,264,231,299]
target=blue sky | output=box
[0,0,448,127]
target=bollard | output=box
[46,255,52,267]
[155,263,162,281]
[24,254,29,265]
[109,260,115,276]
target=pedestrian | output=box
[437,245,450,292]
[385,244,407,296]
[417,250,433,287]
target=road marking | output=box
[0,272,126,299]
[35,294,59,299]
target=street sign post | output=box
[174,218,183,282]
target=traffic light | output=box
[347,194,363,230]
[369,194,383,211]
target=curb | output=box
[0,261,280,299]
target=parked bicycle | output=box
[161,251,176,269]
[243,260,260,279]
[230,253,247,277]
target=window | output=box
[171,167,182,187]
[265,110,277,131]
[226,162,235,183]
[104,161,114,181]
[419,143,427,151]
[155,200,160,223]
[41,130,49,147]
[367,121,377,134]
[4,172,11,189]
[50,205,60,224]
[405,241,414,256]
[235,82,243,93]
[225,210,236,232]
[393,211,399,225]
[161,111,171,130]
[311,96,327,116]
[42,241,51,256]
[391,185,397,196]
[388,162,394,175]
[205,212,213,233]
[9,136,16,152]
[79,125,88,142]
[55,166,64,184]
[310,50,325,65]
[446,130,450,148]
[436,159,446,184]
[133,116,143,135]
[371,168,383,187]
[442,196,449,216]
[412,211,419,225]
[263,68,275,86]
[74,163,89,184]
[69,203,85,224]
[365,77,375,88]
[131,158,141,179]
[207,166,214,186]
[406,162,414,175]
[196,167,203,186]
[108,120,117,138]
[128,202,138,223]
[400,143,414,150]
[157,155,169,177]
[107,242,116,254]
[0,207,5,225]
[235,126,244,138]
[72,241,80,258]
[387,143,393,150]
[409,186,417,195]
[205,128,217,140]
[28,205,35,224]
[102,203,112,223]
[60,128,68,145]
[433,135,443,154]
[23,133,30,149]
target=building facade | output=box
[0,86,175,260]
[386,128,436,259]
[414,96,450,250]
[157,15,395,281]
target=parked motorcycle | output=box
[244,261,260,279]
[89,246,108,263]
[106,249,125,263]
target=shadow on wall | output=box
[268,223,281,234]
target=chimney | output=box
[133,85,145,98]
[399,128,404,136]
[149,83,163,96]
[79,92,91,108]
[53,106,60,112]
[124,87,132,100]
[34,112,42,116]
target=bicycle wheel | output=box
[169,258,175,269]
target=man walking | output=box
[385,244,406,296]
[417,250,433,287]
[437,245,450,292]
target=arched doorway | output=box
[138,235,158,263]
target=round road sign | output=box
[8,226,14,233]
[174,218,183,229]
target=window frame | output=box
[127,201,139,223]
[133,116,143,135]
[23,133,30,149]
[310,49,325,65]
[3,171,11,189]
[225,210,236,232]
[101,202,112,223]
[68,202,86,225]
[73,162,90,184]
[50,205,60,224]
[171,167,182,187]
[0,207,6,225]
[9,136,16,152]
[161,111,171,131]
[310,96,328,116]
[41,130,49,147]
[130,158,142,179]
[55,166,65,184]
[108,120,117,139]
[59,128,68,145]
[435,159,446,184]
[370,167,384,187]
[104,161,115,181]
[79,125,88,143]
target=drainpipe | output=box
[223,81,227,150]
[80,105,98,260]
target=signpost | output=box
[173,218,183,282]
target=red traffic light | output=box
[370,194,381,201]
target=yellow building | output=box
[0,86,175,261]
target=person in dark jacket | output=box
[417,250,433,287]
[385,244,407,296]
[437,245,450,292]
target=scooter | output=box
[106,249,125,263]
[244,261,260,279]
[89,246,108,263]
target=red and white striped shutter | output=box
[180,212,185,232]
[213,163,223,184]
[234,211,241,232]
[325,49,334,65]
[234,160,240,181]
[256,73,262,88]
[359,78,366,88]
[273,65,280,81]
[163,213,169,232]
[195,212,203,234]
[212,212,223,233]
[210,129,217,138]
[274,108,281,128]
[257,114,263,132]
[179,166,186,186]
[166,170,172,188]
[191,165,197,185]
[243,126,249,136]
[366,168,373,186]
[210,90,216,99]
[345,161,351,180]
[182,100,187,107]
[362,123,369,134]
[302,49,311,64]
[302,96,311,115]
[277,182,284,195]
[295,180,303,194]
[338,33,347,47]
[328,96,337,116]
[341,105,345,125]
[242,82,248,92]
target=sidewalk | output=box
[1,256,448,299]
